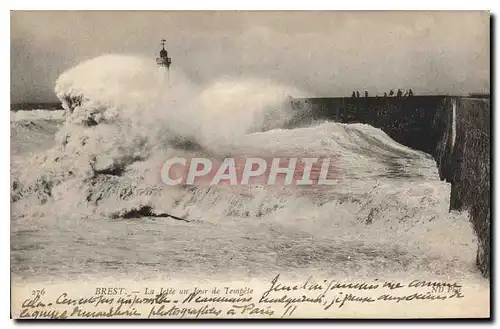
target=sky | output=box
[11,11,490,103]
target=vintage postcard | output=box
[10,10,490,319]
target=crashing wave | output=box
[11,54,309,220]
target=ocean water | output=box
[10,112,481,284]
[10,55,486,287]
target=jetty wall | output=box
[435,97,490,278]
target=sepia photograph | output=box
[10,10,490,319]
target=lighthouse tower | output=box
[156,39,172,86]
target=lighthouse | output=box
[156,39,172,86]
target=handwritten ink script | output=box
[13,274,483,319]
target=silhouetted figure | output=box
[384,92,387,97]
[364,91,369,98]
[352,91,356,98]
[397,89,403,97]
[408,89,414,97]
[389,90,394,97]
[356,91,360,98]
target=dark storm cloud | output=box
[11,11,490,102]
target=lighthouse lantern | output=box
[156,39,172,69]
